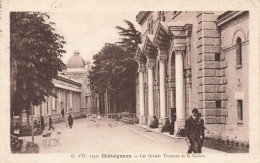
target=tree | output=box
[10,12,66,124]
[115,20,141,112]
[116,19,141,55]
[89,20,141,114]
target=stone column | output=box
[159,55,167,125]
[174,46,186,134]
[147,58,155,124]
[168,80,175,109]
[138,63,146,125]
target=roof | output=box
[67,50,85,68]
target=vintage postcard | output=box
[0,0,260,162]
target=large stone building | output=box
[135,11,249,141]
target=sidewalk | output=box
[134,124,225,153]
[135,124,185,140]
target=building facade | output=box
[63,50,99,115]
[33,73,82,122]
[27,50,99,124]
[135,11,249,141]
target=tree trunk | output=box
[19,111,23,126]
[26,110,30,126]
[112,92,117,113]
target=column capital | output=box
[147,57,156,67]
[138,63,146,72]
[173,46,185,52]
[138,67,146,72]
[158,55,168,61]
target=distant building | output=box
[135,11,249,141]
[63,50,99,115]
[32,73,82,122]
[15,50,99,125]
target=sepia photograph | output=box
[1,0,260,162]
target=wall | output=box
[218,12,249,140]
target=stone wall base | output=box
[139,115,146,125]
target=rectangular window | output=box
[237,100,243,121]
[215,53,220,61]
[216,100,221,108]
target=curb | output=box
[134,124,186,140]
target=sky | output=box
[48,12,141,64]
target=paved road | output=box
[22,118,223,153]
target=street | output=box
[22,118,223,153]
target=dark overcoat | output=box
[185,116,200,140]
[68,115,73,126]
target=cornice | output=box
[56,74,82,86]
[217,11,248,27]
[136,11,152,25]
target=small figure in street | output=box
[161,117,170,133]
[68,114,73,128]
[34,119,39,129]
[185,108,200,154]
[197,113,205,153]
[61,108,65,118]
[48,115,55,130]
[41,115,45,130]
[149,115,159,128]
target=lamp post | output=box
[31,102,34,144]
[105,88,108,119]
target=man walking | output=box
[68,114,73,128]
[185,108,200,153]
[61,108,65,118]
[48,115,55,130]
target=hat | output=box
[192,108,199,114]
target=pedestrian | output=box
[68,114,73,128]
[61,108,65,118]
[161,117,170,133]
[41,115,45,130]
[34,119,39,129]
[197,113,205,153]
[185,108,200,154]
[149,115,159,128]
[48,115,55,130]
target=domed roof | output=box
[67,50,85,68]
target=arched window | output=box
[236,37,242,67]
